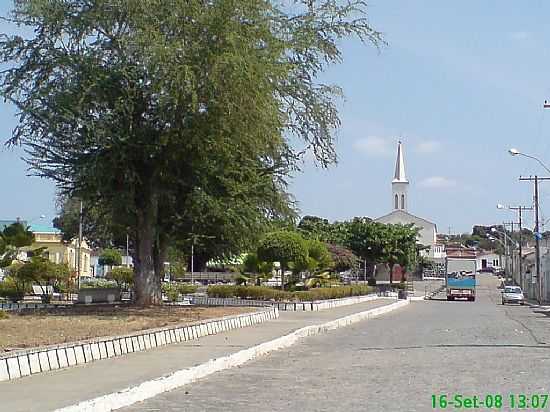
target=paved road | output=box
[126,275,550,412]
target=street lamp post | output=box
[509,148,550,303]
[497,204,533,290]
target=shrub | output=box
[98,249,122,267]
[162,283,180,302]
[177,283,198,295]
[107,267,134,290]
[0,310,8,320]
[207,285,371,302]
[0,277,26,302]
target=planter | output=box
[77,287,121,304]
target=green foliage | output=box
[80,278,118,289]
[107,267,134,289]
[0,276,26,302]
[326,243,359,272]
[0,310,8,320]
[305,240,333,271]
[1,249,70,299]
[207,285,371,302]
[0,223,34,268]
[99,249,122,267]
[161,282,197,302]
[0,0,382,304]
[257,231,308,268]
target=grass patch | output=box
[0,305,253,352]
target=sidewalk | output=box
[0,298,404,412]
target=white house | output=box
[476,251,502,271]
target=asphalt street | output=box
[125,274,550,412]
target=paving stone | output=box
[90,343,101,360]
[57,349,69,368]
[98,342,107,359]
[38,352,50,371]
[28,353,41,373]
[0,359,9,381]
[106,341,115,357]
[73,346,85,364]
[66,347,77,366]
[7,357,21,379]
[47,350,60,370]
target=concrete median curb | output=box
[55,299,410,412]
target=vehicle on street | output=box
[501,286,525,305]
[445,257,477,301]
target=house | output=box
[476,251,502,271]
[0,219,93,278]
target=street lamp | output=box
[509,148,550,303]
[509,148,550,174]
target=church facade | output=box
[374,142,439,257]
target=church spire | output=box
[392,141,409,211]
[393,141,408,183]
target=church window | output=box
[394,194,399,209]
[401,194,405,210]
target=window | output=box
[394,194,399,209]
[401,194,405,209]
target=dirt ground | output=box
[0,305,254,352]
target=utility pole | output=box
[77,200,83,291]
[503,221,515,282]
[520,176,550,303]
[508,206,533,290]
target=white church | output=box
[375,142,443,259]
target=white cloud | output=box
[353,136,393,156]
[415,140,441,154]
[510,31,531,41]
[419,176,457,189]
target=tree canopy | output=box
[0,0,382,304]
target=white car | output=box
[502,286,525,305]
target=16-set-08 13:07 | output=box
[431,394,550,409]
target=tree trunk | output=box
[133,186,161,306]
[280,264,285,291]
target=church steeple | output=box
[392,141,409,211]
[393,141,408,183]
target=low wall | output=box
[191,294,388,311]
[0,302,70,311]
[0,307,278,382]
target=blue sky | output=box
[290,0,550,233]
[1,1,550,233]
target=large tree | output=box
[0,0,382,305]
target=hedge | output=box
[207,285,372,302]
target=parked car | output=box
[501,286,525,305]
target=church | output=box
[375,142,439,257]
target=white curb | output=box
[55,299,410,412]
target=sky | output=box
[1,1,550,233]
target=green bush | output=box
[80,278,118,289]
[0,310,9,320]
[162,283,180,302]
[207,285,371,302]
[177,283,198,295]
[0,277,26,302]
